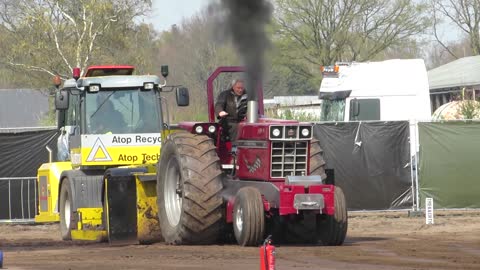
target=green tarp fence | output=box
[418,121,480,208]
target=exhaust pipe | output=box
[247,100,258,123]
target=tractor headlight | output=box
[301,127,310,137]
[195,126,203,134]
[300,126,312,139]
[272,128,281,137]
[270,126,284,139]
[208,125,216,133]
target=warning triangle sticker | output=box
[87,137,112,162]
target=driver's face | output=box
[232,81,245,96]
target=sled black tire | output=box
[281,212,319,244]
[318,186,348,246]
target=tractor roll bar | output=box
[207,66,264,123]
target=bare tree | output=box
[155,11,239,122]
[424,38,473,69]
[0,0,151,79]
[273,0,430,80]
[431,0,480,56]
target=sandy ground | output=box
[1,210,479,270]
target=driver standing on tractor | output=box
[214,79,248,141]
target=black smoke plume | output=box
[216,0,273,101]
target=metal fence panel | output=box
[0,177,36,223]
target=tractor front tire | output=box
[318,186,348,246]
[59,178,73,240]
[233,187,265,246]
[157,132,224,244]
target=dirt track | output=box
[1,210,479,270]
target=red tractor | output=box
[156,67,347,246]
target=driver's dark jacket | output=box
[214,89,245,121]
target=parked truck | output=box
[319,59,431,122]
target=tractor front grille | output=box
[271,141,308,178]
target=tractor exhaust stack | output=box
[247,100,258,123]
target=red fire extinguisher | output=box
[260,235,275,270]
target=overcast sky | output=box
[145,0,209,32]
[144,0,460,43]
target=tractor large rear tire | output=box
[310,138,327,180]
[157,132,224,244]
[59,178,74,240]
[233,187,265,246]
[318,186,348,246]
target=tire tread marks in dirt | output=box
[233,187,265,246]
[157,132,223,244]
